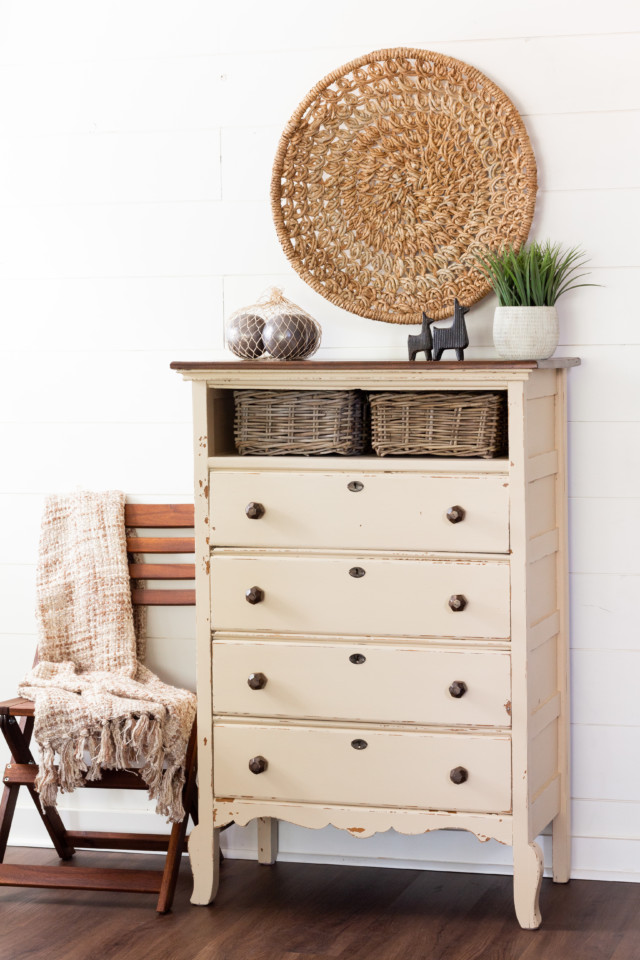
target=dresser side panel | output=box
[527,554,558,628]
[551,368,571,879]
[188,380,219,905]
[518,373,567,839]
[528,636,558,712]
[526,475,557,539]
[193,380,214,793]
[507,380,532,851]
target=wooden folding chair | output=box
[0,503,198,913]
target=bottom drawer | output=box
[214,722,512,814]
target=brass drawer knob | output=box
[447,505,466,524]
[349,566,366,578]
[351,739,368,750]
[249,756,268,774]
[449,680,467,698]
[448,594,467,612]
[450,766,468,785]
[245,586,264,605]
[245,501,265,519]
[247,672,267,690]
[349,653,366,664]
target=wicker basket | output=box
[369,392,507,458]
[234,390,368,456]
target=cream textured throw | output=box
[18,491,196,823]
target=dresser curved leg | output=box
[189,822,220,905]
[513,840,543,929]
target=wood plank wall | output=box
[0,1,638,882]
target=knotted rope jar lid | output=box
[271,48,537,323]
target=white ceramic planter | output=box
[493,306,559,360]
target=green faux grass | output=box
[475,241,597,307]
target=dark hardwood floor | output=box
[0,847,638,960]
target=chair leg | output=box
[0,714,29,860]
[0,781,20,863]
[0,715,75,861]
[156,723,198,914]
[2,711,202,911]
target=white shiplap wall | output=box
[1,0,639,882]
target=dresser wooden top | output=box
[171,358,580,372]
[171,357,579,389]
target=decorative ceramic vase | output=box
[493,306,559,360]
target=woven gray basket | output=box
[369,392,507,458]
[234,389,368,456]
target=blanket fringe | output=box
[35,714,187,822]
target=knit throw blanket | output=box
[18,491,197,823]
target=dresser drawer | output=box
[209,470,509,553]
[212,638,512,727]
[210,552,511,639]
[213,722,512,814]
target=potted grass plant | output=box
[475,240,596,360]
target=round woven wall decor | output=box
[271,48,537,323]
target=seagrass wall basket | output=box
[271,48,537,322]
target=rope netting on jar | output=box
[271,48,537,323]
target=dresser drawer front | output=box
[212,639,512,727]
[214,723,512,814]
[210,553,510,639]
[210,470,509,553]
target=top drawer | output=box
[210,470,509,553]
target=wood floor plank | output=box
[333,869,497,960]
[610,932,640,960]
[0,848,638,960]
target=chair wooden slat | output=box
[3,765,148,790]
[66,831,173,852]
[0,863,163,894]
[125,504,194,528]
[129,563,195,580]
[131,588,196,606]
[127,537,195,554]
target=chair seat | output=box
[0,697,35,718]
[3,763,149,790]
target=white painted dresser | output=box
[172,358,579,929]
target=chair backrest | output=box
[125,503,195,607]
[6,504,196,705]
